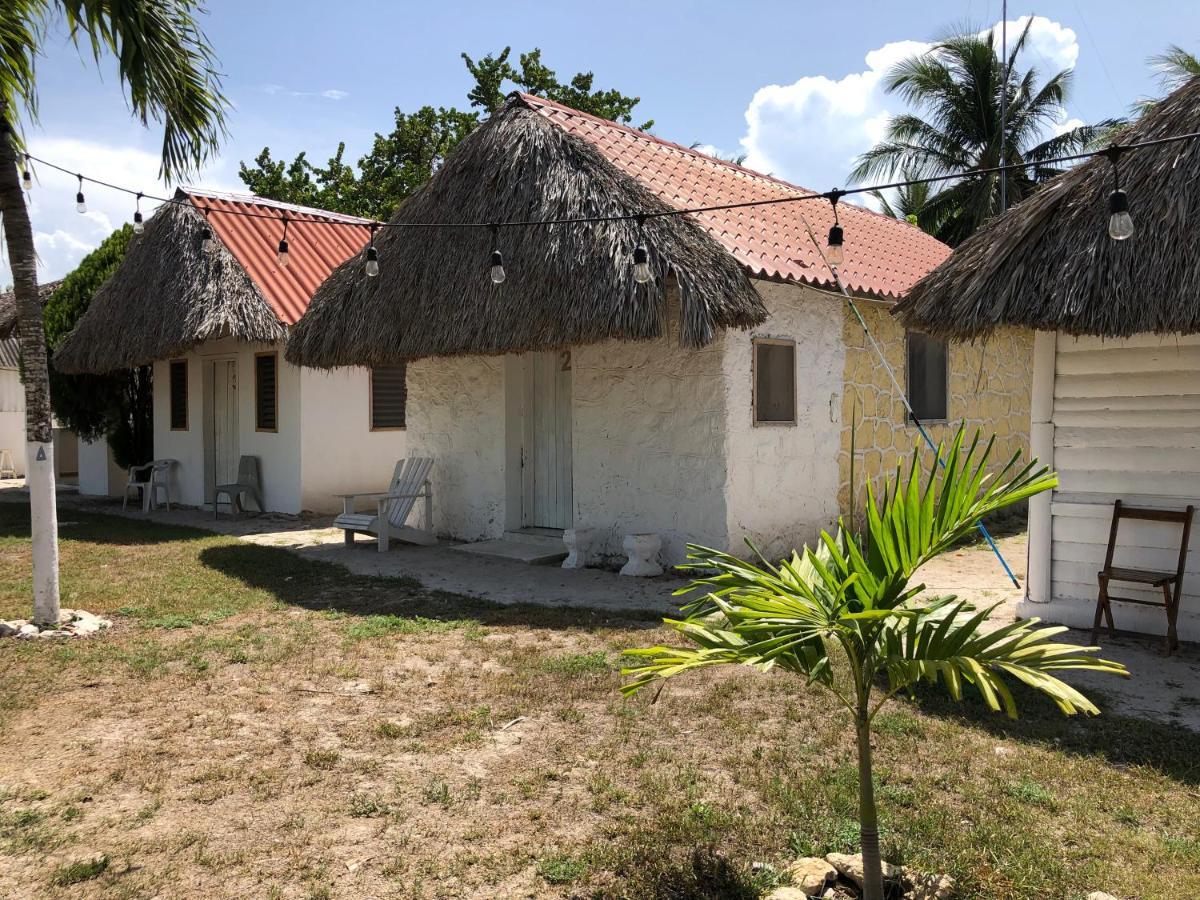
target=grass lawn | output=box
[0,502,1198,899]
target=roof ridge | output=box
[179,187,373,225]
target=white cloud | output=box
[260,83,349,101]
[15,136,236,282]
[737,16,1082,197]
[320,89,350,101]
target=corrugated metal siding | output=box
[186,193,372,325]
[1050,333,1200,616]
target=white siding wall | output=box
[1047,333,1200,638]
[404,354,507,541]
[0,368,24,477]
[298,366,407,513]
[723,282,845,562]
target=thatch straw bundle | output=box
[0,280,62,341]
[54,198,285,373]
[286,95,765,369]
[896,77,1200,339]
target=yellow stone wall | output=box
[838,302,1033,519]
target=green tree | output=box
[851,21,1113,246]
[869,168,934,229]
[43,226,151,470]
[622,429,1126,900]
[1134,45,1200,116]
[0,0,227,625]
[239,47,649,217]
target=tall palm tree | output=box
[1134,45,1200,116]
[0,1,227,625]
[869,167,935,230]
[623,429,1125,900]
[851,21,1113,246]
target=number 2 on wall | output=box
[560,351,571,372]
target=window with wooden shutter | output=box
[906,331,949,422]
[255,352,278,432]
[370,365,407,430]
[169,359,188,430]
[752,339,796,425]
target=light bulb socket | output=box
[21,170,32,189]
[133,211,144,233]
[75,191,87,212]
[278,238,289,254]
[490,249,503,268]
[827,224,844,248]
[1108,189,1129,215]
[366,246,378,262]
[633,245,648,266]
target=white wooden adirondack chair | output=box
[334,457,435,551]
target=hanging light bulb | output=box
[1105,146,1134,241]
[825,191,845,267]
[276,216,290,268]
[21,156,32,191]
[489,226,505,284]
[75,175,87,214]
[200,208,213,252]
[632,217,653,284]
[1108,189,1133,240]
[132,192,144,234]
[365,224,380,277]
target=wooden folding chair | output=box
[1092,500,1194,654]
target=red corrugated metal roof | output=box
[183,190,372,325]
[520,93,950,300]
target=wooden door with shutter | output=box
[206,359,239,501]
[521,350,573,529]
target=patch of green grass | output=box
[342,614,478,643]
[51,854,109,886]
[536,650,610,675]
[348,792,391,818]
[537,853,585,884]
[421,779,454,808]
[874,708,924,737]
[303,749,340,770]
[1004,778,1056,809]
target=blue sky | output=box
[16,0,1198,280]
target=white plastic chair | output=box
[334,457,435,551]
[214,456,263,518]
[123,459,175,512]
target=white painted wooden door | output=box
[522,350,573,529]
[209,359,239,494]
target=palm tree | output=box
[622,428,1126,900]
[869,168,934,230]
[1134,45,1200,116]
[1,1,227,624]
[851,21,1113,246]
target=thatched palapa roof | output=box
[0,280,62,341]
[54,191,372,374]
[286,94,770,368]
[896,77,1200,339]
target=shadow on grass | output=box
[0,500,217,547]
[598,847,772,900]
[908,678,1200,787]
[197,541,664,632]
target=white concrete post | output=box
[1026,331,1056,605]
[25,440,60,625]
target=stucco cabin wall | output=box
[298,366,408,513]
[153,338,302,513]
[0,367,25,477]
[722,281,844,561]
[838,303,1033,518]
[572,317,730,565]
[404,355,507,541]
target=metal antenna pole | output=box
[999,0,1009,213]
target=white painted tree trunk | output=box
[26,441,60,625]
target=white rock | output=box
[57,608,75,624]
[1086,893,1123,900]
[764,888,809,900]
[36,629,71,638]
[825,853,902,889]
[908,871,957,900]
[18,623,39,638]
[786,857,837,895]
[0,622,18,637]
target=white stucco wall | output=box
[0,367,25,477]
[77,438,122,497]
[298,365,408,513]
[723,281,845,561]
[572,315,730,564]
[153,338,302,513]
[404,354,507,540]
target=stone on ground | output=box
[765,888,809,900]
[1086,893,1123,900]
[786,856,837,895]
[825,852,902,888]
[906,870,956,899]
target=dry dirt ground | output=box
[1,501,1199,900]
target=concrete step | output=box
[450,539,567,566]
[503,528,566,550]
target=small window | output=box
[370,365,407,430]
[169,359,188,430]
[752,339,796,425]
[906,331,948,422]
[255,352,278,432]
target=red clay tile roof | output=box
[182,190,372,325]
[520,93,950,300]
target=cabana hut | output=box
[55,191,408,513]
[288,93,1033,565]
[896,77,1200,641]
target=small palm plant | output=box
[621,429,1127,900]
